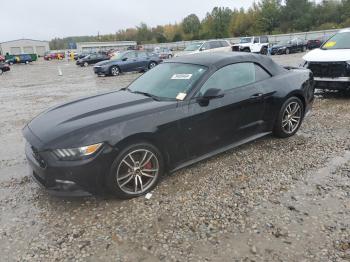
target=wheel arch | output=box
[285,91,306,115]
[112,133,170,170]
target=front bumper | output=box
[93,66,109,75]
[25,142,115,197]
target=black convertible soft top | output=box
[167,52,287,76]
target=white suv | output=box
[175,40,232,57]
[303,28,350,91]
[232,36,269,54]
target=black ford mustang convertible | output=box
[23,52,314,198]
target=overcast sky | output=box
[1,0,257,42]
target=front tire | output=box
[0,69,3,75]
[110,66,120,76]
[106,142,164,199]
[273,97,304,138]
[285,48,290,55]
[84,62,89,67]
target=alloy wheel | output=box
[116,149,159,194]
[149,62,156,69]
[111,66,119,76]
[282,101,302,134]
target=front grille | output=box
[308,62,348,78]
[232,46,239,51]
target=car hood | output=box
[95,60,119,66]
[25,90,175,149]
[175,50,198,57]
[272,45,287,49]
[303,48,350,62]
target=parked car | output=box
[303,28,350,91]
[270,38,307,55]
[0,62,10,75]
[6,54,33,64]
[23,52,314,198]
[175,40,231,57]
[44,52,65,60]
[153,47,173,59]
[93,51,162,76]
[232,36,269,54]
[76,53,110,67]
[306,37,326,50]
[0,55,5,62]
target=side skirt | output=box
[170,132,272,173]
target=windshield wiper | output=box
[130,90,161,101]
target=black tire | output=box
[285,48,290,55]
[0,69,3,75]
[243,48,250,52]
[106,142,164,199]
[260,46,268,55]
[84,62,89,67]
[148,61,157,69]
[110,66,120,76]
[302,46,307,52]
[168,54,173,59]
[273,97,304,138]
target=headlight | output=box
[53,143,103,160]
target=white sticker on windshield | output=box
[171,74,192,80]
[176,92,187,100]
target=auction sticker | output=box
[171,74,192,80]
[176,92,187,100]
[324,41,336,48]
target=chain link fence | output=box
[143,28,341,51]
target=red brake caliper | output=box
[144,161,152,170]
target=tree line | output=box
[50,0,350,50]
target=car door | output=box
[180,62,265,159]
[120,52,138,72]
[137,51,151,69]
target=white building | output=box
[0,39,50,56]
[76,41,137,53]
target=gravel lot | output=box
[0,53,349,261]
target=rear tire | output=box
[273,97,304,138]
[106,142,164,199]
[302,46,307,52]
[285,48,290,55]
[260,47,268,55]
[148,61,157,69]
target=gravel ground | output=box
[0,53,349,261]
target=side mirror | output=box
[197,88,224,106]
[122,57,128,61]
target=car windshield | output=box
[322,32,350,50]
[240,37,252,43]
[110,52,125,60]
[128,63,207,100]
[184,43,203,51]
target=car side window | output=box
[201,42,210,50]
[198,63,255,96]
[124,52,136,59]
[254,37,260,43]
[261,36,268,43]
[255,64,271,82]
[220,41,229,47]
[138,52,148,58]
[209,41,222,49]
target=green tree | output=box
[257,0,281,34]
[182,14,201,38]
[210,7,232,38]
